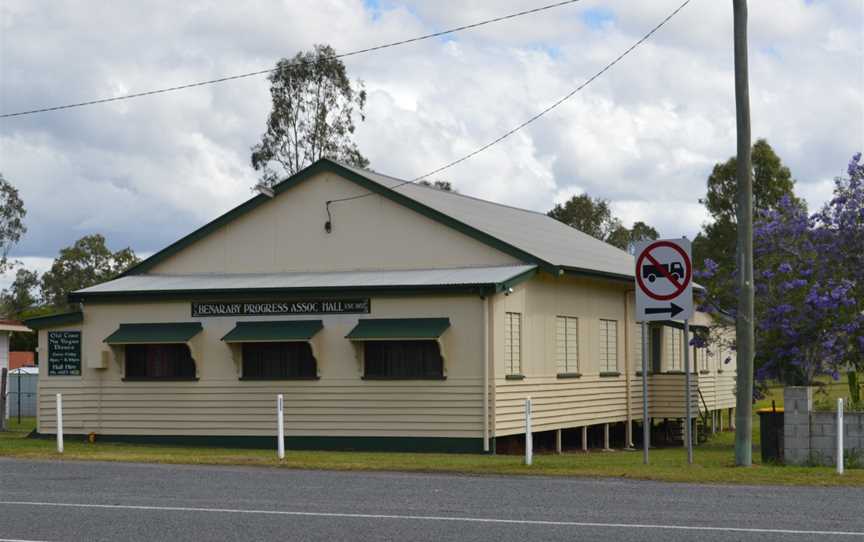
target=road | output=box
[0,458,862,541]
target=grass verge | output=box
[2,416,862,486]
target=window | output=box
[651,326,663,373]
[556,316,579,374]
[698,345,708,372]
[666,328,683,371]
[633,324,653,372]
[242,342,317,379]
[504,312,522,375]
[599,319,618,373]
[125,344,196,380]
[364,340,443,379]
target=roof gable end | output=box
[123,159,557,276]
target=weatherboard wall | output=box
[492,274,635,436]
[147,171,518,275]
[490,276,737,437]
[36,294,486,440]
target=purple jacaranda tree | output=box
[697,153,864,387]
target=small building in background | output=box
[10,351,36,371]
[0,320,32,374]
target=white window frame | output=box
[555,316,579,374]
[504,312,522,376]
[599,319,618,373]
[666,328,682,371]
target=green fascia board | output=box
[23,311,83,330]
[222,320,323,342]
[495,266,537,293]
[561,265,634,284]
[104,322,203,344]
[69,283,505,303]
[121,159,558,277]
[346,318,451,340]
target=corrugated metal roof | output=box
[336,163,636,278]
[74,264,537,296]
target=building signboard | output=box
[191,299,371,317]
[47,331,82,376]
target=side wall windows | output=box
[504,312,522,376]
[666,328,683,371]
[555,316,579,374]
[599,319,618,373]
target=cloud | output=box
[0,0,860,264]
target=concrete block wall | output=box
[784,386,864,466]
[783,387,813,465]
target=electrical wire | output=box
[325,0,693,215]
[1,0,583,118]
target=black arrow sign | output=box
[645,303,684,318]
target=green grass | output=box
[755,378,855,411]
[2,414,863,486]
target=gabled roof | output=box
[122,159,635,281]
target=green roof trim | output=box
[69,283,508,303]
[121,159,558,277]
[346,318,451,340]
[23,311,83,330]
[222,320,323,342]
[104,322,203,344]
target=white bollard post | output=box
[56,393,64,454]
[277,394,285,460]
[524,397,532,466]
[837,398,844,475]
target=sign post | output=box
[641,322,649,464]
[684,320,693,464]
[634,238,695,465]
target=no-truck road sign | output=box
[634,238,693,322]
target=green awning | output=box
[222,320,323,342]
[346,318,450,340]
[104,323,203,344]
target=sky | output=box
[0,0,862,288]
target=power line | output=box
[326,0,693,212]
[1,0,583,119]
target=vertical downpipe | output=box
[624,291,633,448]
[482,295,490,452]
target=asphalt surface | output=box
[0,458,862,541]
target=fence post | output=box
[56,393,64,454]
[17,370,22,425]
[0,368,7,431]
[524,397,532,466]
[277,394,285,460]
[837,398,844,475]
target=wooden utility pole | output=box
[733,0,754,467]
